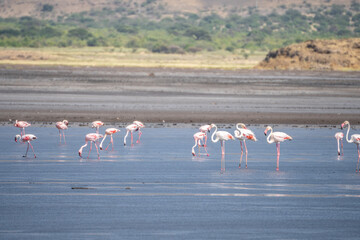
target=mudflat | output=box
[0,65,359,125]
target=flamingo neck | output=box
[345,123,352,143]
[266,128,273,144]
[211,125,219,143]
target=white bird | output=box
[341,121,360,171]
[264,126,292,171]
[334,132,344,156]
[124,121,145,146]
[15,134,37,158]
[192,132,209,157]
[199,124,212,146]
[234,123,257,168]
[211,124,235,155]
[100,128,121,151]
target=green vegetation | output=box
[0,3,359,53]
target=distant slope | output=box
[255,38,360,70]
[0,0,356,19]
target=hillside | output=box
[0,0,357,19]
[0,0,359,55]
[255,38,360,70]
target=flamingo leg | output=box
[63,130,66,144]
[87,141,93,159]
[341,139,343,156]
[239,141,243,168]
[221,154,225,173]
[221,140,225,155]
[357,144,360,172]
[204,134,207,147]
[59,129,62,142]
[23,142,29,157]
[136,130,142,143]
[276,143,280,171]
[29,142,36,158]
[244,140,248,168]
[94,142,100,159]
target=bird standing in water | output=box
[234,123,257,168]
[15,134,37,158]
[78,133,103,159]
[210,124,235,155]
[14,120,31,137]
[341,121,360,171]
[264,126,292,171]
[334,132,344,156]
[100,128,121,151]
[56,120,69,143]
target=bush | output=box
[42,4,54,12]
[67,28,92,40]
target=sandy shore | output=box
[0,65,359,125]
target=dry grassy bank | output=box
[0,47,265,70]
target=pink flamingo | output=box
[334,132,344,156]
[210,124,235,155]
[124,121,145,146]
[91,121,104,134]
[341,121,360,171]
[199,124,212,147]
[264,126,292,171]
[78,133,103,159]
[234,123,257,168]
[192,132,209,157]
[14,120,31,136]
[15,134,37,158]
[56,120,68,143]
[100,128,121,151]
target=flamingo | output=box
[334,132,344,156]
[100,128,121,151]
[234,123,257,168]
[341,121,360,172]
[56,120,68,143]
[192,132,209,157]
[210,124,235,155]
[124,121,145,146]
[14,120,31,136]
[91,121,104,134]
[199,124,212,147]
[78,133,103,159]
[264,126,292,171]
[15,134,37,158]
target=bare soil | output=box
[0,65,359,125]
[256,38,360,71]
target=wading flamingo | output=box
[199,124,212,147]
[264,126,292,171]
[192,132,209,157]
[15,134,37,158]
[210,124,235,155]
[56,120,69,143]
[234,123,257,168]
[334,132,344,156]
[100,128,121,151]
[91,121,104,134]
[78,133,103,159]
[341,121,360,172]
[124,121,145,146]
[14,120,31,136]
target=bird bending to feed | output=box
[334,132,344,156]
[192,132,209,157]
[100,128,121,151]
[15,134,37,158]
[341,121,360,171]
[91,121,104,134]
[124,121,145,146]
[14,120,31,137]
[264,126,292,171]
[78,133,103,159]
[211,123,235,155]
[234,123,257,168]
[199,124,212,147]
[56,120,69,143]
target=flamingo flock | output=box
[11,119,360,172]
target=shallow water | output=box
[1,126,360,239]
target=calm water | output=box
[1,125,360,239]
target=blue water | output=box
[0,125,360,239]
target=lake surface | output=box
[1,125,360,239]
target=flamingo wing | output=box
[273,132,292,142]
